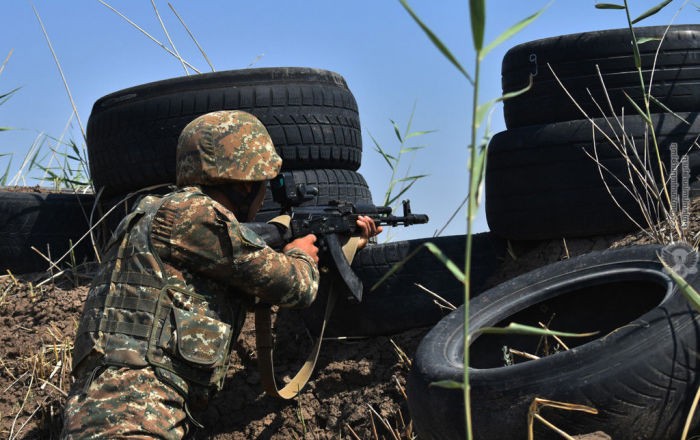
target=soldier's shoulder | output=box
[162,187,219,220]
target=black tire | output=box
[254,169,373,222]
[502,25,700,128]
[301,233,507,337]
[0,190,97,274]
[407,245,700,440]
[87,67,362,195]
[485,112,700,240]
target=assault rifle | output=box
[246,171,429,302]
[247,171,428,399]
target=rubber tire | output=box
[407,245,700,440]
[502,25,700,128]
[0,190,97,274]
[301,233,507,337]
[87,67,362,195]
[486,112,700,240]
[254,169,373,222]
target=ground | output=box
[0,271,423,439]
[1,199,698,439]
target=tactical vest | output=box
[73,191,245,400]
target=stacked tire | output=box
[85,67,502,336]
[486,25,700,240]
[408,26,700,439]
[85,67,372,228]
[0,190,96,274]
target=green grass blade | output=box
[0,155,12,185]
[390,119,404,143]
[649,95,690,124]
[660,257,700,313]
[424,242,465,283]
[369,133,397,170]
[475,75,534,128]
[65,178,90,186]
[28,147,43,172]
[475,101,494,130]
[387,177,425,205]
[637,37,661,45]
[633,45,642,69]
[40,167,60,180]
[405,129,437,140]
[469,0,486,51]
[477,323,598,338]
[594,3,626,9]
[0,87,20,101]
[399,146,426,153]
[623,91,652,124]
[405,101,417,137]
[398,174,429,182]
[370,245,422,291]
[480,2,550,60]
[500,74,534,101]
[398,0,473,84]
[431,380,464,390]
[631,0,673,24]
[70,140,81,156]
[471,149,487,213]
[370,242,465,291]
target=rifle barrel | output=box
[375,213,429,227]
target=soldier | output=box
[61,110,380,439]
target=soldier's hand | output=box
[356,215,383,250]
[284,234,319,264]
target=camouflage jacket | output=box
[72,186,319,399]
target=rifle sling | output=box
[255,236,360,400]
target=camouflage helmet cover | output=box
[176,110,282,186]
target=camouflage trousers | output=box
[61,366,189,439]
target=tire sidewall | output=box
[409,245,700,439]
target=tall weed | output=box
[399,1,549,438]
[371,104,432,240]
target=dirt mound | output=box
[0,272,422,439]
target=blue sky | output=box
[0,1,694,240]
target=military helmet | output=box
[176,110,282,186]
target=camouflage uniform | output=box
[61,111,318,439]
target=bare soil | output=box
[0,271,423,439]
[2,199,699,439]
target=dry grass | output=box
[0,276,75,440]
[550,50,699,247]
[527,397,599,440]
[344,338,416,440]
